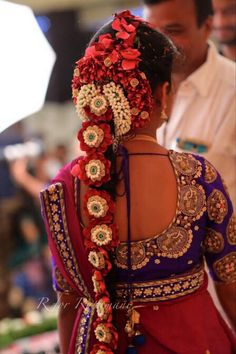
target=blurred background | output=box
[0,0,233,353]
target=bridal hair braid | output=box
[71,11,176,354]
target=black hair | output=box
[90,20,176,94]
[143,0,213,27]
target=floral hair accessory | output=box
[91,344,114,354]
[71,153,111,187]
[96,296,113,321]
[84,189,115,220]
[78,122,113,154]
[92,270,108,297]
[83,222,118,250]
[88,248,112,275]
[72,11,153,139]
[94,322,118,349]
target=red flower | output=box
[90,344,114,354]
[88,246,112,275]
[77,122,113,154]
[98,34,114,49]
[71,153,111,187]
[121,48,140,70]
[92,270,108,297]
[83,106,113,123]
[112,17,136,39]
[83,221,119,250]
[94,322,118,350]
[84,189,115,221]
[95,295,113,322]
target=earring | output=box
[160,108,168,121]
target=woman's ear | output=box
[161,82,169,111]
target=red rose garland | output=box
[71,10,154,354]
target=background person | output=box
[143,0,236,209]
[212,0,236,61]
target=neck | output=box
[220,44,236,61]
[133,128,156,139]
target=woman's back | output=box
[115,139,177,242]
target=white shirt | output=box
[157,41,236,209]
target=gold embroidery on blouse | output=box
[41,183,91,299]
[114,264,205,302]
[204,160,217,184]
[207,189,228,224]
[53,266,75,293]
[213,252,236,283]
[179,185,206,217]
[114,152,206,270]
[115,226,193,270]
[172,152,198,176]
[76,299,95,354]
[203,229,224,253]
[116,243,148,270]
[227,215,236,245]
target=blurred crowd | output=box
[0,127,69,320]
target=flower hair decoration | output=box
[71,10,154,354]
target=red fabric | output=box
[114,282,236,354]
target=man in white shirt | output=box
[144,0,236,209]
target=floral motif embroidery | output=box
[203,229,224,253]
[115,265,205,302]
[227,215,236,245]
[207,189,228,224]
[53,266,75,293]
[76,300,95,354]
[115,226,193,270]
[41,183,91,299]
[213,252,236,282]
[204,160,217,184]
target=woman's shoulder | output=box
[170,150,232,201]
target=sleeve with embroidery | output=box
[51,256,75,293]
[202,158,236,283]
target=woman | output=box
[40,11,236,354]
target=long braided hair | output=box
[71,11,176,354]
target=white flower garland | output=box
[75,81,132,136]
[103,82,131,136]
